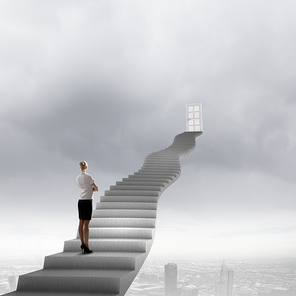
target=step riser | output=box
[125,177,173,183]
[77,228,154,239]
[138,169,180,174]
[89,218,156,228]
[7,292,119,296]
[44,255,136,270]
[92,210,157,219]
[128,175,176,181]
[146,154,179,157]
[18,275,120,294]
[64,240,148,253]
[110,185,162,191]
[105,190,159,197]
[122,177,170,183]
[142,164,180,167]
[116,181,166,186]
[142,161,180,165]
[140,165,180,168]
[145,155,179,159]
[134,172,178,177]
[96,202,157,210]
[100,196,158,203]
[145,161,178,164]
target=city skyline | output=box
[126,257,296,296]
[1,257,296,295]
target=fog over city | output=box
[1,0,296,262]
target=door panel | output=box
[186,103,203,132]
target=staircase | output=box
[7,131,202,296]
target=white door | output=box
[186,103,203,132]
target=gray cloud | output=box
[1,0,296,259]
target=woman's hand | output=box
[91,183,99,192]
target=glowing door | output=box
[186,103,203,132]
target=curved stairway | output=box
[7,131,202,296]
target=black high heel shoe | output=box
[81,244,85,253]
[83,245,93,254]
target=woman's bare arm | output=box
[91,183,98,191]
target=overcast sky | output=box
[1,0,296,262]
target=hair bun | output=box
[79,161,88,170]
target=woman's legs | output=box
[78,219,91,248]
[83,220,90,248]
[78,219,85,245]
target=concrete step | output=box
[126,176,174,183]
[89,217,156,228]
[123,176,170,183]
[144,160,179,164]
[6,292,119,296]
[44,252,143,270]
[132,172,178,178]
[136,171,179,178]
[104,190,160,197]
[92,209,157,219]
[145,155,179,159]
[109,185,163,191]
[142,162,180,166]
[145,159,179,163]
[141,166,180,171]
[64,238,150,253]
[146,153,179,158]
[96,201,157,210]
[17,269,131,294]
[116,180,166,187]
[100,195,158,203]
[83,227,154,239]
[135,167,181,175]
[138,168,180,173]
[169,146,192,149]
[138,171,180,176]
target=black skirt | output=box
[78,199,93,220]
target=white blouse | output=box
[76,172,95,200]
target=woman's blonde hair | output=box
[79,161,88,171]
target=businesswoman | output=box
[76,161,98,254]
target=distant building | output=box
[219,262,234,296]
[182,284,198,296]
[8,275,17,291]
[139,272,159,284]
[165,263,178,296]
